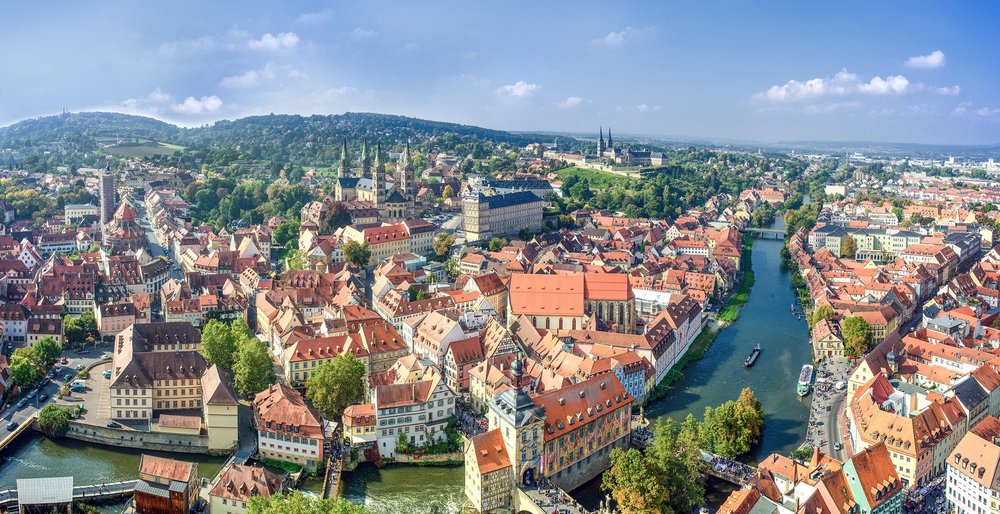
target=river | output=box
[0,218,808,514]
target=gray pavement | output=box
[804,357,851,460]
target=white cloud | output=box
[495,80,540,99]
[220,70,260,88]
[803,101,860,114]
[952,102,999,118]
[858,75,909,95]
[905,104,937,116]
[172,95,223,115]
[590,26,653,48]
[755,69,859,102]
[975,107,1000,117]
[933,85,960,96]
[287,69,309,80]
[905,50,945,70]
[118,88,223,118]
[347,27,377,41]
[557,96,583,109]
[296,8,333,25]
[756,69,915,102]
[248,32,299,51]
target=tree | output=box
[247,491,367,514]
[201,320,237,371]
[810,304,834,327]
[443,258,460,280]
[34,337,62,369]
[234,339,276,398]
[842,316,872,357]
[322,203,352,231]
[441,185,454,200]
[37,404,71,438]
[432,232,456,257]
[343,240,371,267]
[646,417,705,513]
[840,234,857,258]
[307,354,367,418]
[285,249,308,270]
[487,237,508,252]
[273,219,300,249]
[10,350,42,387]
[602,447,668,514]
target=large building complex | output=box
[461,190,544,242]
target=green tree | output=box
[343,240,372,267]
[432,232,456,257]
[34,336,62,368]
[602,447,668,514]
[487,237,508,252]
[247,491,367,514]
[842,316,872,357]
[322,203,352,231]
[10,350,42,387]
[810,304,834,327]
[646,417,705,513]
[443,258,460,280]
[306,354,367,418]
[77,311,98,343]
[234,339,276,398]
[840,234,858,258]
[201,319,237,371]
[37,404,71,437]
[273,219,300,249]
[441,185,454,200]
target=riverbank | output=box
[717,238,756,323]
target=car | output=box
[833,442,843,451]
[6,421,17,431]
[59,357,68,364]
[76,364,85,371]
[78,348,90,354]
[26,390,36,399]
[103,370,112,379]
[16,399,27,409]
[64,373,74,382]
[38,394,48,402]
[106,421,121,429]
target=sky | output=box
[1,1,999,145]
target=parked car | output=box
[834,442,843,451]
[103,370,112,379]
[59,357,68,364]
[78,348,90,354]
[106,421,121,429]
[26,390,36,399]
[38,394,48,402]
[76,364,85,371]
[6,421,17,431]
[64,373,74,382]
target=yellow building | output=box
[465,428,513,513]
[342,403,377,445]
[341,223,411,264]
[202,365,240,452]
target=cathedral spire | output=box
[598,126,606,156]
[361,139,372,176]
[372,142,385,206]
[607,127,613,148]
[337,139,350,178]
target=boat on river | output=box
[744,344,761,367]
[797,364,814,396]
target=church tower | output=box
[361,139,372,177]
[372,142,386,207]
[337,139,351,178]
[598,127,606,157]
[607,127,613,149]
[399,141,415,197]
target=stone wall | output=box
[392,452,463,465]
[550,435,629,492]
[61,421,211,454]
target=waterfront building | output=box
[811,318,845,361]
[342,403,377,445]
[461,190,544,242]
[202,365,240,452]
[463,361,633,509]
[372,367,456,458]
[947,416,1000,514]
[208,463,283,514]
[253,383,326,471]
[133,455,198,514]
[464,428,513,514]
[15,476,73,513]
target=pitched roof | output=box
[139,455,194,483]
[469,428,512,475]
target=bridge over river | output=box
[741,227,786,239]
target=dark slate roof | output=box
[475,191,543,209]
[386,189,410,203]
[336,177,361,188]
[952,377,988,413]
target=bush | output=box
[38,404,71,438]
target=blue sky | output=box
[1,1,998,144]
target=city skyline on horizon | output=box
[2,1,999,146]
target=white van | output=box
[71,379,87,388]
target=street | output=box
[2,345,112,428]
[804,357,851,460]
